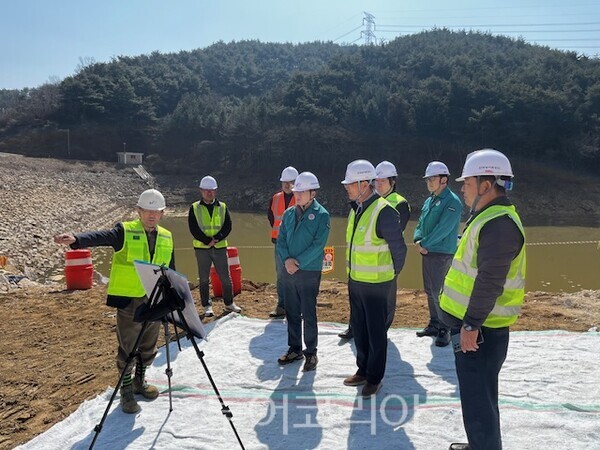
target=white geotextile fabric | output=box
[18,315,600,449]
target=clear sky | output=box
[2,0,600,90]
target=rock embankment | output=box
[0,153,149,284]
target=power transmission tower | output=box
[362,12,377,45]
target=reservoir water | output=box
[92,212,600,293]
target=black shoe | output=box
[303,354,318,372]
[435,328,451,347]
[338,327,353,339]
[449,444,470,450]
[416,324,438,337]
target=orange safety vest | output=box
[270,192,296,240]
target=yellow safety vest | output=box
[385,191,411,212]
[107,220,173,297]
[440,205,526,328]
[346,197,395,283]
[192,201,228,249]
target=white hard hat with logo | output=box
[423,161,450,178]
[292,172,320,192]
[199,176,218,190]
[280,166,299,182]
[375,161,398,178]
[341,160,377,184]
[456,149,513,181]
[137,189,166,211]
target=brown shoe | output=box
[361,382,382,398]
[120,384,141,414]
[133,365,159,400]
[133,377,159,400]
[278,349,304,365]
[343,373,367,386]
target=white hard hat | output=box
[199,176,218,190]
[375,161,398,178]
[424,161,450,178]
[137,189,166,211]
[456,149,513,181]
[280,166,299,182]
[292,172,320,192]
[341,159,376,184]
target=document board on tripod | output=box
[134,260,206,339]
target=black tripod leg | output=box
[176,310,245,450]
[170,311,182,351]
[162,319,174,412]
[89,320,151,450]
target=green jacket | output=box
[413,187,462,254]
[277,199,330,271]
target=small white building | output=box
[117,152,144,165]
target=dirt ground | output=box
[0,280,598,449]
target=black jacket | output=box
[188,199,232,246]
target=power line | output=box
[332,24,363,42]
[374,4,600,13]
[376,21,600,28]
[375,29,600,34]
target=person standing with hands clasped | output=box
[439,149,526,450]
[54,189,175,414]
[188,175,241,317]
[276,172,330,372]
[413,161,462,347]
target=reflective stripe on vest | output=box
[271,192,296,240]
[345,197,395,283]
[107,220,173,297]
[439,205,526,328]
[385,191,411,212]
[192,201,228,249]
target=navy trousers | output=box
[453,326,509,450]
[282,269,321,356]
[349,278,391,385]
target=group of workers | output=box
[53,148,525,450]
[268,149,525,450]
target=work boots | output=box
[120,384,140,414]
[133,365,159,400]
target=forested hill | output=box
[1,29,600,178]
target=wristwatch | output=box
[462,324,476,332]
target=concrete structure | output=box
[117,152,143,165]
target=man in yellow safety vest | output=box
[341,160,407,398]
[188,175,241,317]
[439,149,526,450]
[54,189,175,414]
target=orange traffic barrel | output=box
[65,249,94,290]
[210,247,242,297]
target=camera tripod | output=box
[89,265,245,449]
